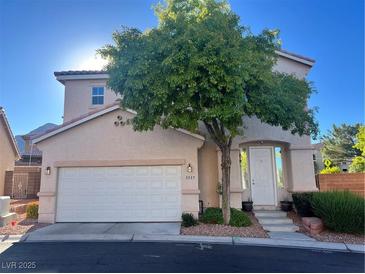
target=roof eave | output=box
[0,108,21,159]
[33,105,205,144]
[276,50,315,67]
[55,73,110,85]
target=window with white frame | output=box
[92,87,104,105]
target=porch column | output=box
[288,145,318,192]
[217,148,243,209]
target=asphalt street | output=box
[0,242,363,273]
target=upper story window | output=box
[92,87,104,105]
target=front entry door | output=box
[249,147,277,206]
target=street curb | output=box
[133,234,233,245]
[232,237,350,252]
[344,243,365,253]
[1,234,25,243]
[16,233,365,253]
[24,233,134,243]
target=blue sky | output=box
[0,0,364,139]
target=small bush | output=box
[292,192,315,217]
[181,213,198,227]
[320,166,341,174]
[200,207,223,224]
[200,207,251,227]
[311,191,365,234]
[229,208,251,227]
[26,203,39,219]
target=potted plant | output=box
[242,198,253,212]
[280,199,293,212]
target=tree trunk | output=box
[202,120,232,225]
[221,144,231,225]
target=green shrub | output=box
[181,213,198,227]
[311,191,365,234]
[200,207,223,224]
[26,203,39,219]
[320,166,341,174]
[229,208,251,227]
[200,207,251,227]
[292,192,315,217]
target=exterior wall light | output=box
[45,167,51,175]
[187,163,193,173]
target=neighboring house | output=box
[33,50,318,224]
[0,107,20,196]
[312,142,351,173]
[3,124,58,199]
[15,123,58,166]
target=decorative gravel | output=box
[181,213,268,238]
[287,211,365,245]
[0,200,50,235]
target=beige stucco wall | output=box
[0,121,17,195]
[63,79,119,122]
[274,55,311,79]
[198,142,219,208]
[36,109,204,223]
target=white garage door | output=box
[56,166,181,222]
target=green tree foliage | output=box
[349,157,365,173]
[353,126,365,155]
[321,124,362,166]
[349,126,365,173]
[99,0,318,224]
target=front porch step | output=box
[257,217,293,225]
[263,224,299,232]
[254,210,287,218]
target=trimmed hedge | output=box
[26,203,39,219]
[292,192,315,217]
[320,166,341,174]
[181,213,198,227]
[200,207,251,227]
[311,191,364,234]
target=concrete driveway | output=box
[24,223,181,242]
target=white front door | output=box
[56,166,181,222]
[249,147,277,206]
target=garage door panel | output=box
[56,166,181,222]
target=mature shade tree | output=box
[99,0,318,224]
[321,124,362,166]
[349,125,365,173]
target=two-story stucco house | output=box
[33,49,318,224]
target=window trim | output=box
[91,86,105,105]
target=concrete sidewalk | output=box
[18,232,365,254]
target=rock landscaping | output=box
[181,212,268,238]
[288,211,365,245]
[0,199,49,235]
